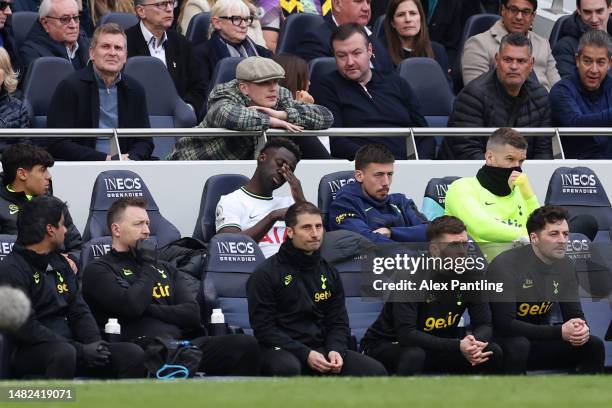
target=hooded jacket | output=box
[552,11,612,79]
[0,90,29,129]
[327,181,428,243]
[550,71,612,159]
[0,244,100,358]
[0,180,82,257]
[247,239,350,363]
[20,21,90,74]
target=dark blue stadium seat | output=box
[420,176,460,221]
[317,171,356,228]
[308,57,337,88]
[458,13,499,59]
[82,170,180,247]
[22,57,74,128]
[123,56,197,158]
[0,234,16,261]
[0,332,13,379]
[545,167,612,242]
[581,299,612,367]
[192,174,249,243]
[186,12,211,46]
[397,58,454,127]
[209,57,243,89]
[565,232,611,299]
[276,12,325,55]
[12,11,38,51]
[79,236,113,271]
[548,14,573,50]
[97,12,139,30]
[202,233,265,332]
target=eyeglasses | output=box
[504,5,534,16]
[45,15,80,25]
[219,15,254,27]
[0,1,12,11]
[141,1,177,10]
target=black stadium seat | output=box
[97,12,139,29]
[209,57,243,89]
[420,176,460,221]
[82,170,180,247]
[186,12,211,46]
[317,171,356,228]
[79,236,113,271]
[545,167,612,242]
[22,57,74,128]
[123,56,197,158]
[548,14,572,50]
[397,58,454,128]
[372,15,385,41]
[202,233,265,332]
[276,12,325,55]
[12,11,38,51]
[308,57,337,88]
[0,234,16,261]
[192,174,249,243]
[458,13,499,60]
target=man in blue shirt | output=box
[328,144,428,243]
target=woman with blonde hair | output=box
[0,48,28,129]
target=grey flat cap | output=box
[236,57,285,83]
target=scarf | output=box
[476,165,521,197]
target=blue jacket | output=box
[328,181,428,243]
[550,70,612,159]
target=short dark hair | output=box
[499,32,533,56]
[330,22,370,51]
[502,0,537,9]
[1,143,54,186]
[17,196,66,246]
[577,29,612,58]
[486,127,528,151]
[354,144,395,170]
[259,137,302,162]
[526,205,570,234]
[107,197,148,232]
[426,216,466,242]
[285,201,322,228]
[577,0,611,8]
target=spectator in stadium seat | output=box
[439,33,552,160]
[19,0,90,72]
[192,0,272,98]
[45,23,153,161]
[0,0,24,80]
[552,0,612,78]
[215,138,304,258]
[247,201,388,376]
[0,143,82,264]
[489,205,605,374]
[0,196,144,379]
[382,0,450,76]
[292,0,394,72]
[126,0,208,120]
[273,53,332,159]
[0,47,28,129]
[328,144,428,243]
[310,23,434,160]
[461,0,560,91]
[168,56,333,160]
[176,0,210,35]
[444,128,540,244]
[82,197,260,376]
[362,216,503,375]
[550,29,612,159]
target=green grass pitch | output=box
[0,376,610,408]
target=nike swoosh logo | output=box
[9,209,18,215]
[485,202,495,206]
[522,284,533,289]
[249,214,262,220]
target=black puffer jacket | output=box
[439,69,552,160]
[0,90,29,128]
[552,12,612,78]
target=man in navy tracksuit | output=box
[328,144,428,243]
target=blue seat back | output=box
[98,12,139,30]
[308,57,337,89]
[421,176,460,221]
[0,235,16,261]
[186,12,211,46]
[209,57,243,90]
[317,171,356,228]
[276,12,325,55]
[549,14,573,49]
[11,11,38,50]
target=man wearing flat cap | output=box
[168,57,334,160]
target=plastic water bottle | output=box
[210,309,226,336]
[104,318,121,343]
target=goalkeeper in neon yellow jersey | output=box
[445,128,540,244]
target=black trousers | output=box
[495,335,605,374]
[191,334,260,376]
[365,341,503,375]
[12,341,145,379]
[260,347,387,377]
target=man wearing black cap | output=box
[168,56,334,160]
